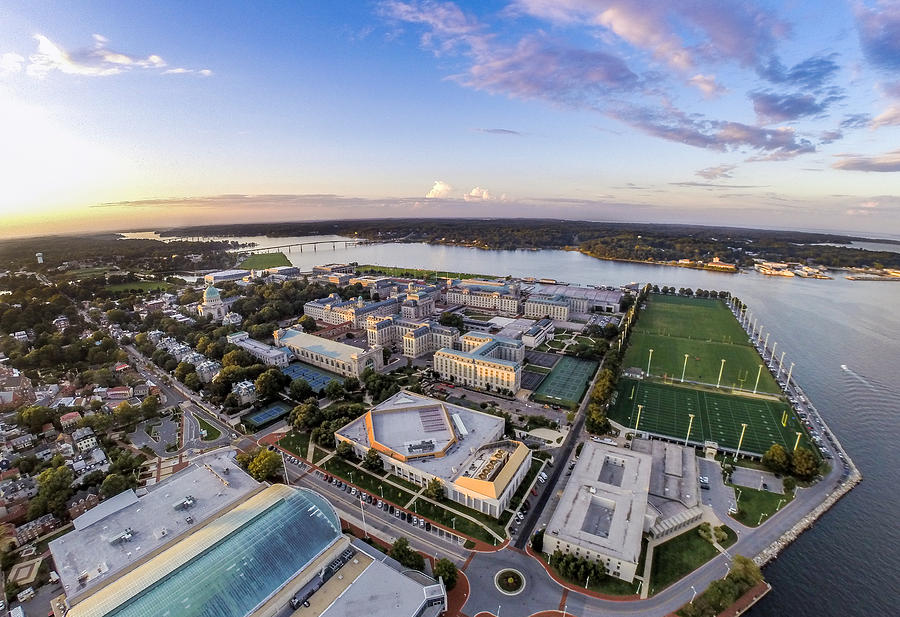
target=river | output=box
[129,232,900,616]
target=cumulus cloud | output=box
[854,1,900,71]
[696,164,736,180]
[16,33,205,78]
[833,150,900,172]
[688,74,725,98]
[750,91,833,123]
[463,186,493,201]
[871,105,900,128]
[0,52,24,76]
[425,180,453,198]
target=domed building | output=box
[197,285,227,321]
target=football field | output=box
[609,379,808,455]
[623,294,780,394]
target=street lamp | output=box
[690,585,697,604]
[776,498,786,511]
[735,487,742,502]
[451,517,456,530]
[379,484,384,498]
[758,512,768,526]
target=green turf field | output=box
[609,379,809,455]
[624,294,780,394]
[238,251,291,269]
[532,356,598,409]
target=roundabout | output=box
[495,568,526,596]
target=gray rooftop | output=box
[49,450,260,604]
[336,391,505,483]
[530,283,624,304]
[546,441,651,565]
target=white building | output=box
[524,295,570,321]
[303,294,400,328]
[195,360,222,383]
[336,391,532,518]
[398,283,439,319]
[232,380,257,405]
[72,427,98,453]
[433,332,524,393]
[366,315,459,358]
[226,331,291,367]
[522,318,555,348]
[445,280,520,316]
[527,284,623,315]
[197,285,228,321]
[204,269,250,283]
[274,328,383,378]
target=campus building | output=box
[196,285,227,321]
[523,295,571,321]
[526,284,624,316]
[400,283,438,319]
[366,315,459,358]
[203,269,250,284]
[303,293,400,328]
[226,331,291,368]
[49,450,445,617]
[274,328,383,378]
[433,332,524,393]
[522,318,555,348]
[542,442,651,582]
[336,391,532,518]
[445,279,520,316]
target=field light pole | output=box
[685,414,695,446]
[681,354,689,383]
[635,404,644,431]
[786,362,795,386]
[778,352,786,376]
[794,432,802,451]
[734,423,748,461]
[716,359,726,388]
[763,332,770,352]
[647,349,654,376]
[753,365,762,394]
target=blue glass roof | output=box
[107,487,340,617]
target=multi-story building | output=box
[336,391,532,518]
[522,318,555,347]
[433,332,524,393]
[204,269,250,283]
[0,366,34,407]
[197,285,228,321]
[523,295,570,321]
[445,280,520,316]
[66,487,100,520]
[195,360,222,383]
[304,294,400,328]
[399,283,439,319]
[366,315,459,358]
[313,263,355,274]
[72,427,98,452]
[526,283,623,315]
[232,380,257,405]
[59,411,82,432]
[226,331,291,367]
[15,513,58,545]
[274,328,384,378]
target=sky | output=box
[1,0,899,239]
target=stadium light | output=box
[685,414,695,446]
[753,365,762,394]
[763,332,770,352]
[716,359,726,388]
[647,349,654,376]
[778,351,786,376]
[635,404,644,431]
[786,362,795,386]
[734,423,748,460]
[681,354,689,383]
[794,432,802,451]
[770,341,777,367]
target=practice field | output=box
[532,356,598,409]
[238,251,291,269]
[609,379,808,455]
[281,362,342,393]
[244,401,291,430]
[624,295,780,395]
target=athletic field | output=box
[609,379,808,455]
[623,295,780,395]
[532,356,598,409]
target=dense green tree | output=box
[254,368,285,401]
[438,312,464,330]
[323,380,345,401]
[336,441,354,459]
[762,443,791,474]
[222,349,253,367]
[433,558,458,589]
[140,395,159,419]
[183,372,201,391]
[114,401,140,426]
[289,378,314,401]
[33,465,75,520]
[791,446,818,480]
[247,448,282,481]
[388,537,425,571]
[297,315,318,331]
[362,447,383,471]
[100,473,129,498]
[290,402,322,431]
[424,478,445,501]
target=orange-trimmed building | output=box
[336,391,532,518]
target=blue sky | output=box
[1,0,899,238]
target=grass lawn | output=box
[610,379,809,456]
[323,457,414,505]
[720,525,738,549]
[650,528,720,593]
[545,339,565,349]
[465,312,494,321]
[313,447,331,464]
[105,280,172,293]
[239,252,291,269]
[196,416,221,441]
[279,430,311,459]
[432,498,507,538]
[410,498,497,545]
[386,473,422,492]
[730,484,794,527]
[543,554,640,595]
[34,526,72,554]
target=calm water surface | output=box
[141,233,900,616]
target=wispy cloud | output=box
[0,52,25,76]
[13,34,209,78]
[688,74,725,98]
[840,113,871,129]
[854,1,900,71]
[749,90,834,123]
[833,149,900,172]
[820,129,843,144]
[696,164,736,180]
[476,128,522,136]
[759,54,841,88]
[871,105,900,128]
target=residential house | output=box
[72,427,98,453]
[66,487,100,520]
[59,411,82,432]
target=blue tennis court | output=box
[281,362,342,392]
[244,401,291,428]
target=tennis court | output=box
[521,368,548,391]
[609,379,808,455]
[281,362,342,392]
[244,401,291,430]
[525,350,560,369]
[532,356,598,409]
